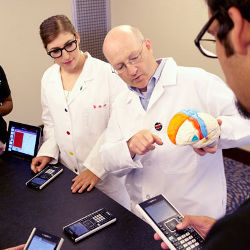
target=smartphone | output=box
[136,194,204,250]
[63,208,116,242]
[24,227,64,250]
[26,165,63,190]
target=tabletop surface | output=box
[0,154,160,249]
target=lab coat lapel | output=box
[66,53,93,106]
[53,65,68,107]
[147,81,165,111]
[66,78,87,105]
[126,91,146,115]
[147,57,177,111]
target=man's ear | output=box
[228,6,250,55]
[144,39,152,51]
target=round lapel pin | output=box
[155,122,162,131]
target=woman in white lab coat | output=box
[31,15,130,209]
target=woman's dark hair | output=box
[40,15,76,49]
[206,0,250,56]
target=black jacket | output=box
[0,65,11,143]
[203,198,250,250]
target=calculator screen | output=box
[31,177,47,185]
[27,235,56,250]
[69,222,89,236]
[145,200,177,224]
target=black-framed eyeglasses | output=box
[47,35,78,59]
[194,11,219,58]
[111,41,144,74]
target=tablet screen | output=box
[6,121,41,159]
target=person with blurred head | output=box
[195,0,250,118]
[0,65,13,155]
[155,0,250,248]
[31,15,130,209]
[101,25,250,219]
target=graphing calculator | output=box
[24,227,64,250]
[26,165,63,190]
[63,208,116,242]
[136,194,204,250]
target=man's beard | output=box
[235,100,250,119]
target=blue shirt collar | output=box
[128,58,165,95]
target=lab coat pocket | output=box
[88,103,110,135]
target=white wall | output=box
[110,0,224,80]
[0,0,72,126]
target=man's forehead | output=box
[105,39,141,64]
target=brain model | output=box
[167,109,220,148]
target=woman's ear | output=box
[76,31,80,44]
[228,6,250,55]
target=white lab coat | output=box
[101,58,250,219]
[37,52,130,209]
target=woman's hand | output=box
[71,169,100,193]
[31,156,52,173]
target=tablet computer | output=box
[5,121,41,160]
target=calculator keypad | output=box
[39,165,61,179]
[80,209,115,230]
[159,221,204,250]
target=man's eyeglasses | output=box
[194,11,219,58]
[47,35,78,59]
[112,41,144,74]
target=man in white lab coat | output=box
[101,25,250,219]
